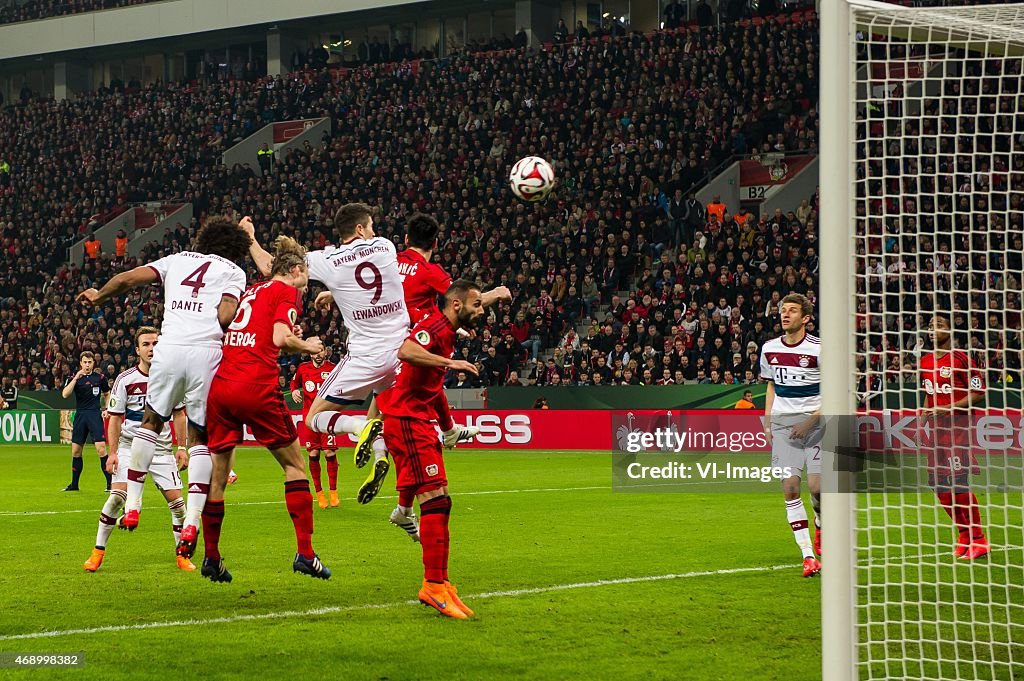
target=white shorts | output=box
[770,414,823,477]
[317,347,401,405]
[146,344,222,428]
[112,447,182,491]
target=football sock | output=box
[785,498,814,559]
[183,445,212,528]
[168,497,186,546]
[99,455,111,488]
[284,480,315,559]
[420,495,452,583]
[811,493,821,529]
[954,491,985,540]
[308,455,322,493]
[70,456,83,488]
[936,490,957,525]
[398,490,414,511]
[126,428,158,512]
[201,499,225,562]
[308,412,365,436]
[95,489,126,550]
[372,436,387,463]
[326,455,338,491]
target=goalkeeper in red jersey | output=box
[376,279,482,618]
[918,315,989,560]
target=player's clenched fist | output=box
[238,216,255,237]
[77,288,101,306]
[305,336,324,356]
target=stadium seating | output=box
[0,14,822,391]
[0,0,157,25]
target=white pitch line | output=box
[0,485,613,517]
[0,563,796,641]
[0,482,730,518]
[856,543,1024,566]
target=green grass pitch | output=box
[0,445,820,680]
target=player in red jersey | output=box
[397,214,454,324]
[376,279,483,618]
[290,348,339,509]
[919,315,989,560]
[200,236,331,582]
[398,212,511,323]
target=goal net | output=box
[822,1,1024,680]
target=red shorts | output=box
[383,416,447,494]
[298,422,339,452]
[207,377,297,453]
[921,415,979,475]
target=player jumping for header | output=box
[377,279,482,618]
[202,236,330,582]
[77,216,251,561]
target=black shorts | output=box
[71,410,106,445]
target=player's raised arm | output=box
[397,338,478,374]
[239,216,274,277]
[480,285,512,308]
[77,265,160,307]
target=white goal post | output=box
[821,1,1024,680]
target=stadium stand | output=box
[0,0,156,25]
[0,13,823,391]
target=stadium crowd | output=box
[0,0,155,25]
[0,14,829,392]
[855,49,1024,394]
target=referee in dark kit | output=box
[61,351,110,491]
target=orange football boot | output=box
[803,557,822,578]
[419,580,467,619]
[83,548,105,572]
[445,582,474,616]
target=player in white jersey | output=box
[77,216,251,559]
[83,327,194,572]
[247,207,499,505]
[245,203,409,502]
[760,292,823,578]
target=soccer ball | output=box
[509,156,555,202]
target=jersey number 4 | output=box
[181,262,212,299]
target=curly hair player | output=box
[77,216,251,560]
